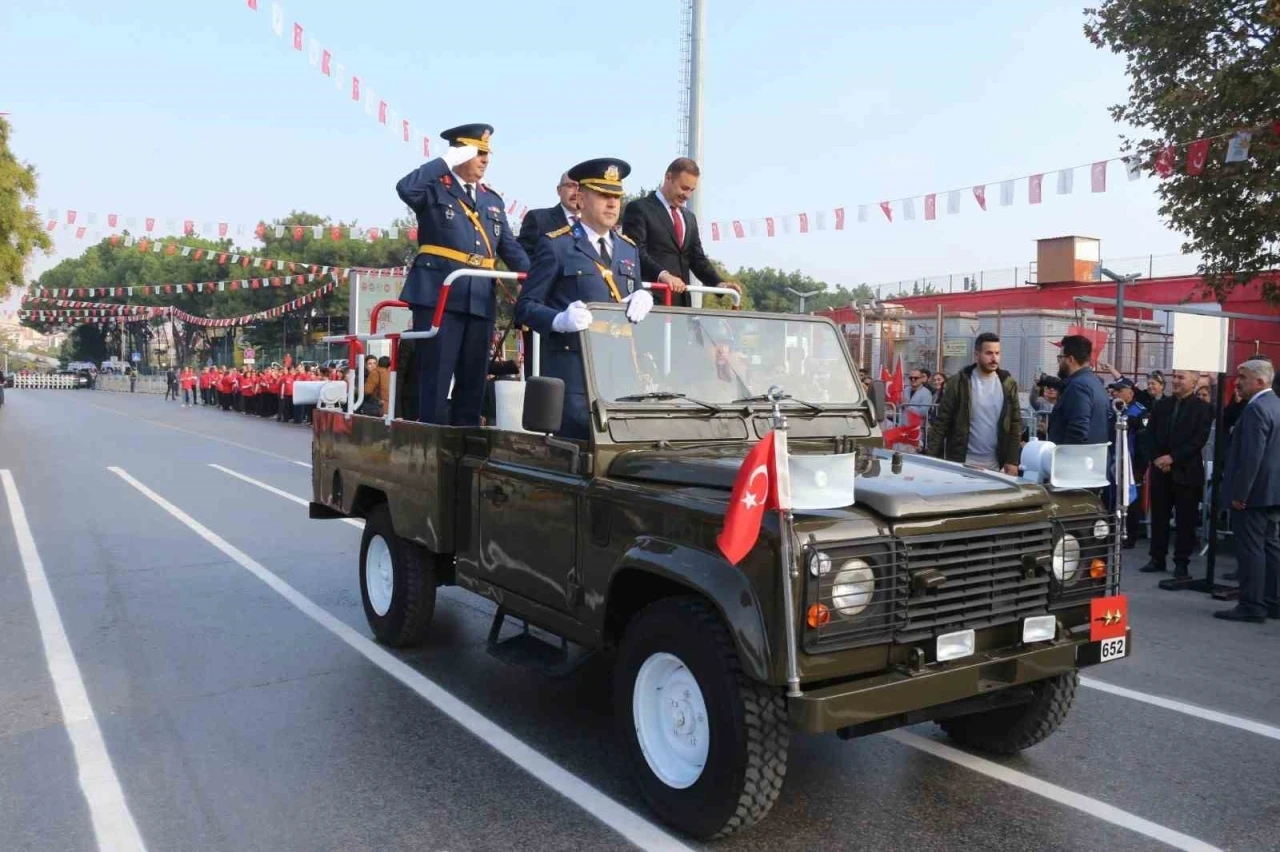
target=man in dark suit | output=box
[1138,369,1213,577]
[1047,335,1109,445]
[1216,359,1280,622]
[620,157,739,307]
[517,172,579,258]
[396,123,530,425]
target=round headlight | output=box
[808,550,832,577]
[831,560,875,615]
[1052,535,1081,584]
[1093,519,1110,541]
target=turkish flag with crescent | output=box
[717,432,779,565]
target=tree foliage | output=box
[23,210,416,366]
[1085,1,1280,303]
[0,116,53,300]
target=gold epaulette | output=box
[546,225,573,238]
[616,232,636,247]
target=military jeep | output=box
[309,296,1130,839]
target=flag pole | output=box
[1112,399,1128,588]
[769,385,803,698]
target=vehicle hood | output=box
[607,448,1047,519]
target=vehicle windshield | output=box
[584,307,863,407]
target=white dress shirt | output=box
[578,220,612,260]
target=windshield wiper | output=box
[732,393,827,414]
[615,391,724,413]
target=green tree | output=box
[1085,1,1280,303]
[0,116,53,300]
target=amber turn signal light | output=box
[807,603,831,628]
[1089,559,1106,579]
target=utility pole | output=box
[1100,267,1141,375]
[682,0,706,307]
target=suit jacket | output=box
[517,204,571,259]
[1047,367,1110,446]
[621,191,721,307]
[1226,389,1280,508]
[514,223,641,396]
[396,157,529,318]
[1142,393,1213,486]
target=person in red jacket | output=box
[240,368,257,414]
[180,367,197,408]
[217,368,233,410]
[203,367,216,406]
[280,368,296,423]
[263,367,282,418]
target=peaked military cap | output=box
[441,123,494,153]
[568,158,631,197]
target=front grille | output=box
[897,523,1052,644]
[803,540,906,651]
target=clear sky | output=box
[1,0,1191,313]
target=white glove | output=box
[623,289,653,323]
[552,300,593,333]
[441,144,480,169]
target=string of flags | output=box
[705,121,1278,242]
[26,262,369,299]
[20,280,340,328]
[27,210,427,245]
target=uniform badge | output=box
[604,164,620,181]
[445,208,455,221]
[492,222,501,237]
[621,258,635,276]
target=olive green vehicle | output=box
[309,302,1131,840]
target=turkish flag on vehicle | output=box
[717,431,791,565]
[883,410,924,447]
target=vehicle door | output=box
[476,431,586,613]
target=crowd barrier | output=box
[10,374,81,389]
[96,375,170,395]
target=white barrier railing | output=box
[11,374,80,389]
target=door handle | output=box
[480,485,509,505]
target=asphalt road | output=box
[2,387,1278,852]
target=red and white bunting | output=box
[703,121,1276,242]
[27,212,425,247]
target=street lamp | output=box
[786,287,823,314]
[1099,267,1141,376]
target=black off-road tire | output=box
[359,504,436,647]
[614,596,789,839]
[939,672,1078,754]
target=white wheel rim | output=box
[633,651,709,789]
[365,535,394,617]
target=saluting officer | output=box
[397,123,530,425]
[515,158,654,440]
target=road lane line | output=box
[1080,677,1280,742]
[1,470,149,852]
[887,730,1222,852]
[107,466,693,852]
[213,464,1280,751]
[79,398,310,467]
[208,464,362,529]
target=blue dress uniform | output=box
[396,123,529,425]
[515,159,642,440]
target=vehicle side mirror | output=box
[523,376,565,434]
[870,380,887,423]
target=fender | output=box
[608,538,773,683]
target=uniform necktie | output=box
[598,237,612,266]
[465,184,475,205]
[670,205,684,246]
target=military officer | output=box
[515,158,654,440]
[397,123,530,425]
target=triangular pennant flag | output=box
[879,201,893,222]
[973,185,987,211]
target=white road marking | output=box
[887,730,1222,852]
[1081,677,1280,742]
[211,464,1280,750]
[80,398,310,467]
[1,470,149,852]
[107,467,693,852]
[207,464,362,529]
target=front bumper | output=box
[789,627,1131,734]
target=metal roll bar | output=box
[320,273,743,422]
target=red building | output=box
[819,237,1280,373]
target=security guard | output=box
[397,123,530,425]
[515,158,654,439]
